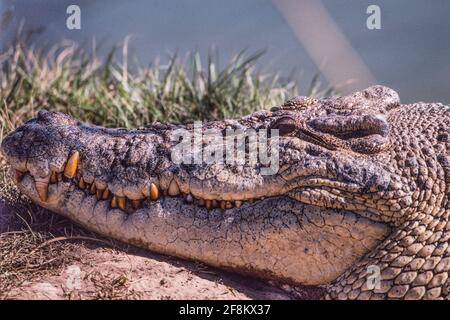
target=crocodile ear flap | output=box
[308,114,391,154]
[326,86,400,113]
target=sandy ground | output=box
[4,246,292,300]
[0,199,324,300]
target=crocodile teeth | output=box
[131,199,141,209]
[64,151,80,178]
[198,198,205,206]
[35,176,50,202]
[15,170,25,183]
[78,177,86,189]
[235,200,242,208]
[111,195,118,208]
[205,199,212,210]
[89,183,97,194]
[50,171,57,184]
[168,179,180,196]
[220,200,226,209]
[117,196,126,210]
[96,188,104,200]
[101,188,110,200]
[225,201,233,209]
[150,183,159,200]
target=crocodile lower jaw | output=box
[15,169,390,286]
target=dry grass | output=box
[81,271,134,300]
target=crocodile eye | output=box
[270,117,297,136]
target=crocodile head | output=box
[3,85,444,289]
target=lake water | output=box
[1,0,450,103]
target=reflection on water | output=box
[1,0,450,103]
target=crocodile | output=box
[1,85,449,300]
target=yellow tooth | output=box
[102,188,110,200]
[117,196,126,210]
[111,196,118,208]
[96,188,104,200]
[90,183,97,194]
[225,201,233,209]
[235,200,242,208]
[168,179,180,196]
[150,183,159,200]
[198,198,205,206]
[50,171,57,184]
[35,176,50,202]
[205,199,212,210]
[220,200,226,209]
[78,177,86,189]
[248,199,254,204]
[64,151,80,178]
[15,170,25,183]
[57,173,63,182]
[131,199,141,209]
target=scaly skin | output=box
[1,86,449,299]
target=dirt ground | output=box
[0,197,325,300]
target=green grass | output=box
[0,38,333,142]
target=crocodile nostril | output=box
[37,109,51,119]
